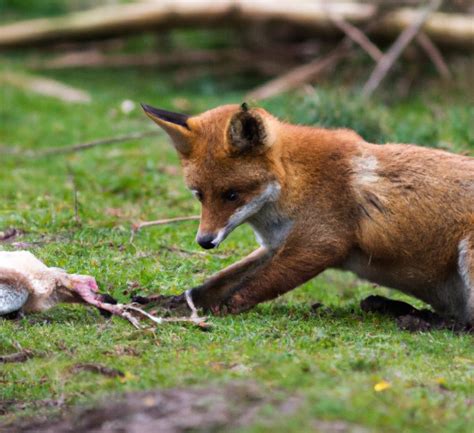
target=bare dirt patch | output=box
[69,363,124,378]
[0,350,35,364]
[3,382,301,433]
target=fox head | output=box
[142,103,282,249]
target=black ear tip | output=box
[141,103,152,113]
[241,102,249,112]
[140,104,190,128]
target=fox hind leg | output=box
[360,295,418,317]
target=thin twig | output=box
[416,32,451,79]
[130,216,200,242]
[246,42,351,101]
[66,164,81,224]
[160,245,228,259]
[1,130,162,158]
[35,130,161,157]
[362,0,442,98]
[329,15,383,61]
[246,7,386,101]
[161,245,207,257]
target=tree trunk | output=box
[0,1,472,49]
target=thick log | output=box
[0,0,472,49]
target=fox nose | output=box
[196,233,216,249]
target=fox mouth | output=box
[209,225,232,248]
[196,226,231,249]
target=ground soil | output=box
[2,382,301,433]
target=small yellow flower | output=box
[374,380,391,392]
[119,371,136,383]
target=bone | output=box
[123,303,208,327]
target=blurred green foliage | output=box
[279,91,388,143]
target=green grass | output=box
[0,51,473,433]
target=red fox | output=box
[142,103,474,325]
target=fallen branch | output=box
[33,48,222,69]
[362,0,443,98]
[130,216,200,242]
[0,71,90,103]
[30,47,291,71]
[0,1,472,49]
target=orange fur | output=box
[143,103,474,324]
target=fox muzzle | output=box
[196,233,218,249]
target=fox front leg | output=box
[139,247,274,315]
[189,246,274,310]
[191,241,344,314]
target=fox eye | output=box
[192,190,203,201]
[223,190,239,202]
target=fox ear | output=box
[141,104,191,155]
[228,106,272,154]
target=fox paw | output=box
[214,293,251,315]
